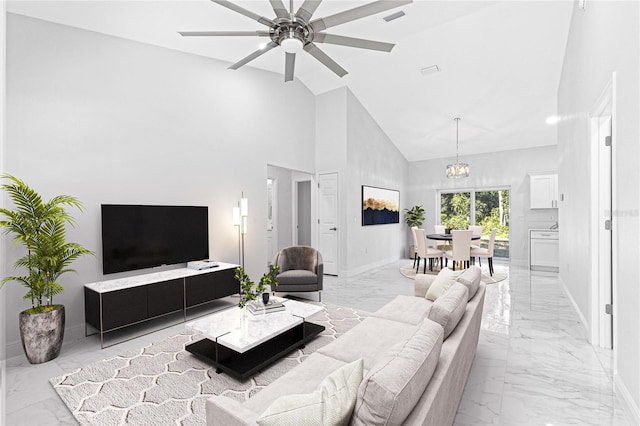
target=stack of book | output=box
[247,299,285,315]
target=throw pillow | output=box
[351,319,444,426]
[427,282,469,339]
[456,266,481,300]
[425,268,462,301]
[256,358,363,426]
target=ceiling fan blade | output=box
[310,0,412,32]
[210,0,275,27]
[313,33,394,52]
[228,41,278,70]
[268,0,289,19]
[296,0,323,23]
[285,52,296,82]
[303,42,347,77]
[178,31,270,37]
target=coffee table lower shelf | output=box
[185,321,325,380]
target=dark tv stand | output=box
[84,263,239,348]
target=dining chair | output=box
[468,225,484,249]
[471,228,497,276]
[432,225,448,251]
[411,227,421,268]
[444,230,473,271]
[415,228,442,273]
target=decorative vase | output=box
[262,292,270,305]
[445,228,452,234]
[19,305,65,364]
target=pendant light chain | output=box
[455,117,460,163]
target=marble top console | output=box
[85,262,238,293]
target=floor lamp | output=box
[233,193,248,268]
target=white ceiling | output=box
[7,0,574,161]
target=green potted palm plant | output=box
[0,175,93,364]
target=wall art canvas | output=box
[362,185,400,226]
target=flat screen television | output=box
[101,204,209,274]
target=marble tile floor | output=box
[4,259,635,425]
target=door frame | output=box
[292,175,315,247]
[588,73,617,352]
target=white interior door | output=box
[318,173,338,275]
[589,76,614,350]
[598,115,613,348]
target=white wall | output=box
[0,0,7,421]
[407,145,558,265]
[3,14,316,357]
[344,90,408,275]
[557,1,640,420]
[315,87,408,276]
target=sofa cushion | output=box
[455,266,481,300]
[256,358,363,426]
[425,268,462,301]
[427,283,469,339]
[351,319,444,426]
[244,352,348,414]
[316,317,416,371]
[371,295,431,326]
[277,270,318,285]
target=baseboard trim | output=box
[615,372,640,424]
[557,275,590,337]
[6,322,86,360]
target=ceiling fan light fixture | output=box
[281,37,303,53]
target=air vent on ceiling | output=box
[420,65,440,76]
[383,11,406,22]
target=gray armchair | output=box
[272,246,323,302]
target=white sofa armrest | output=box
[414,274,437,298]
[206,395,259,426]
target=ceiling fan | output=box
[179,0,412,82]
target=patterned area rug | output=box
[400,263,508,284]
[50,303,369,425]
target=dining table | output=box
[425,233,481,271]
[426,233,481,242]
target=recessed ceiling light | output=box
[546,116,559,125]
[420,65,440,76]
[383,11,405,22]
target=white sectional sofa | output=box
[206,266,486,426]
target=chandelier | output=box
[446,117,469,179]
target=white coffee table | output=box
[185,298,324,379]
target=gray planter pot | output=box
[19,305,65,364]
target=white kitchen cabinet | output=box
[529,230,559,271]
[530,174,558,209]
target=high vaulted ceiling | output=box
[7,0,574,162]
